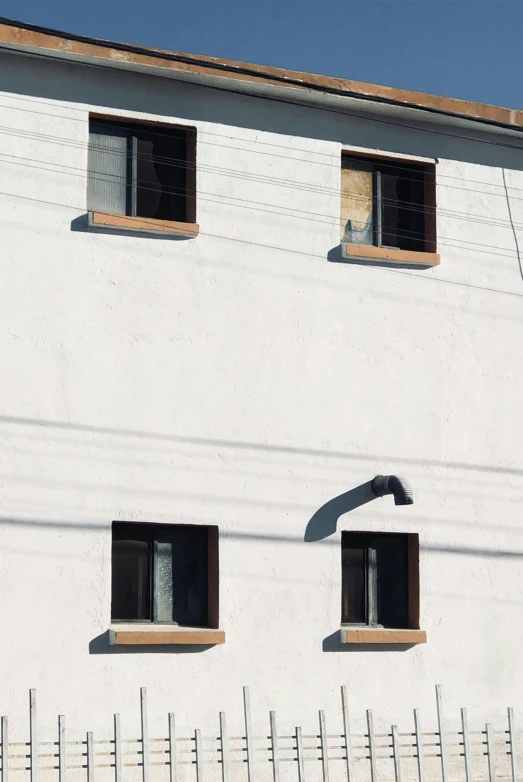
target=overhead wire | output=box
[4,91,523,201]
[3,185,523,304]
[0,144,496,224]
[0,48,522,266]
[3,40,523,159]
[1,170,523,265]
[3,122,523,228]
[2,149,523,257]
[1,135,523,256]
[1,124,523,248]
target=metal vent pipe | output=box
[371,475,414,505]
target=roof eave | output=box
[1,18,523,136]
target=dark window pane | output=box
[112,522,211,627]
[341,539,366,624]
[157,526,208,627]
[374,535,408,628]
[112,530,151,621]
[135,130,187,222]
[380,165,425,252]
[342,532,410,628]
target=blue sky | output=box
[0,1,521,109]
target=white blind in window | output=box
[87,124,128,215]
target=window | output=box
[340,155,436,254]
[111,522,218,628]
[87,118,196,224]
[341,532,419,629]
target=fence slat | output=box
[0,684,515,782]
[219,713,228,782]
[435,686,448,782]
[87,733,94,782]
[243,687,254,782]
[114,715,121,782]
[1,716,8,782]
[461,709,471,782]
[296,727,305,782]
[414,710,424,782]
[29,690,37,782]
[341,687,353,782]
[168,714,176,782]
[486,723,494,782]
[392,726,401,782]
[319,711,330,782]
[140,688,149,782]
[367,710,378,782]
[508,709,518,782]
[269,712,279,782]
[58,716,65,782]
[195,730,203,782]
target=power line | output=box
[4,90,523,200]
[2,184,523,300]
[0,54,521,264]
[3,122,523,234]
[2,149,523,256]
[2,144,523,255]
[2,79,523,204]
[3,112,523,230]
[3,40,523,159]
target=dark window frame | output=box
[341,531,419,630]
[111,521,219,629]
[341,152,436,254]
[88,114,197,224]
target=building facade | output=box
[1,18,523,744]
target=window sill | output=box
[108,625,225,646]
[340,627,427,645]
[89,212,200,238]
[341,243,440,267]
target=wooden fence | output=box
[0,686,519,782]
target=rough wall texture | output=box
[1,50,523,743]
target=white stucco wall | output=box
[1,49,523,746]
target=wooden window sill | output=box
[340,627,427,645]
[89,212,200,238]
[109,626,225,646]
[341,243,439,267]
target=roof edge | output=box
[1,16,523,132]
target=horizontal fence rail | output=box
[0,687,520,782]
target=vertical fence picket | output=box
[414,710,424,782]
[58,716,65,782]
[461,709,471,782]
[114,715,121,782]
[87,733,94,782]
[486,723,495,782]
[508,709,518,782]
[319,711,330,782]
[195,730,203,782]
[168,714,176,782]
[219,713,228,782]
[296,727,305,782]
[0,682,516,782]
[391,726,402,782]
[435,686,448,782]
[367,710,378,782]
[341,687,353,782]
[29,690,37,782]
[1,716,8,782]
[269,712,279,782]
[140,689,149,782]
[243,687,254,782]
